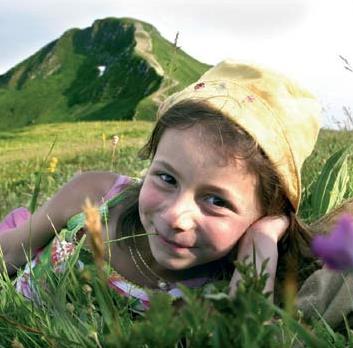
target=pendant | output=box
[158,280,168,290]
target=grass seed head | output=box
[283,270,298,317]
[82,284,93,295]
[66,302,75,314]
[83,198,104,268]
[11,338,25,348]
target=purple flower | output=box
[311,214,353,271]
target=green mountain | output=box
[0,17,210,129]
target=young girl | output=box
[0,59,338,315]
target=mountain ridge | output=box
[0,17,210,130]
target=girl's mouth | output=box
[157,234,193,251]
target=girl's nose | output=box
[162,196,198,232]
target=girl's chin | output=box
[151,251,195,271]
[154,257,190,270]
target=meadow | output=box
[0,120,353,347]
[0,121,152,218]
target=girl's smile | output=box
[157,233,194,253]
[138,125,263,271]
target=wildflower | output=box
[83,198,104,268]
[111,135,120,170]
[112,135,120,146]
[311,213,353,270]
[48,157,58,173]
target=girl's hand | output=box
[229,215,289,299]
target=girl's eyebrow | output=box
[153,160,179,175]
[203,185,241,200]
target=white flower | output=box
[112,135,120,146]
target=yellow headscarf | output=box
[157,59,321,211]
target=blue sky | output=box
[1,0,352,128]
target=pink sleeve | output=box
[102,175,131,201]
[0,207,31,234]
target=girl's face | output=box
[139,125,263,271]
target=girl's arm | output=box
[229,215,289,300]
[0,171,119,275]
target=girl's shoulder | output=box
[66,172,136,233]
[43,171,131,230]
[68,171,121,199]
[101,174,133,201]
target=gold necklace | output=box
[128,239,169,290]
[134,246,169,290]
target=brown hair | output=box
[117,100,317,286]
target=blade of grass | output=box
[311,145,352,220]
[29,136,57,214]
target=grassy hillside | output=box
[0,120,152,217]
[0,17,209,129]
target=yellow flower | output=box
[48,157,58,173]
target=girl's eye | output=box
[205,195,228,208]
[158,173,176,185]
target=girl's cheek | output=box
[205,221,248,253]
[209,234,238,253]
[139,179,165,211]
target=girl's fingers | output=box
[248,215,290,242]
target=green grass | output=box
[0,121,152,219]
[1,121,353,347]
[299,128,353,221]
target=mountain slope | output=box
[0,17,209,129]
